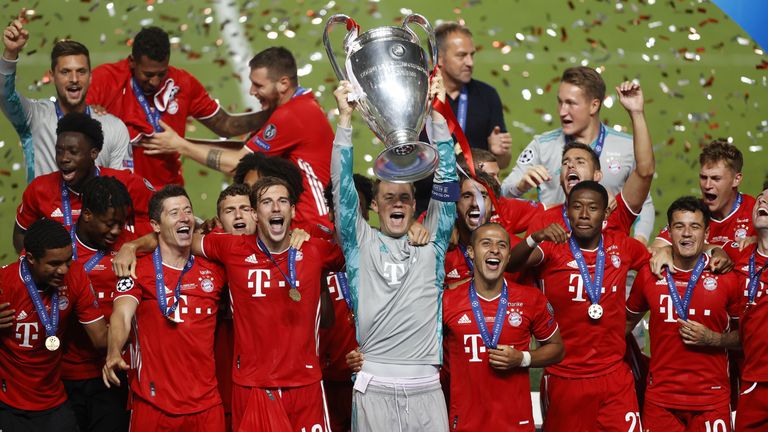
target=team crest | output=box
[508,311,523,327]
[517,148,534,165]
[263,124,277,140]
[607,159,621,173]
[611,255,621,269]
[167,100,179,115]
[296,250,304,261]
[200,278,214,293]
[116,278,135,293]
[735,228,748,240]
[703,277,718,291]
[58,295,70,311]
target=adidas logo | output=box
[566,260,578,269]
[17,310,27,320]
[446,269,460,279]
[458,314,471,324]
[51,208,63,218]
[245,254,258,264]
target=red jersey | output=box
[656,193,756,246]
[443,280,558,431]
[61,235,125,380]
[492,197,543,234]
[15,167,154,236]
[115,254,226,415]
[87,58,220,187]
[0,260,103,411]
[626,264,741,409]
[724,243,768,382]
[535,230,649,377]
[244,91,334,231]
[528,192,638,236]
[318,272,358,382]
[201,233,344,388]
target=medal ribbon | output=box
[567,123,606,156]
[663,254,707,321]
[83,250,107,273]
[256,238,297,291]
[457,243,474,273]
[152,247,195,318]
[747,252,768,304]
[335,272,353,312]
[20,258,59,338]
[562,206,605,306]
[54,101,91,119]
[131,78,163,132]
[468,280,508,349]
[62,168,100,260]
[456,86,468,131]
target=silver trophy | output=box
[324,14,439,183]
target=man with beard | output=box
[104,185,228,431]
[627,197,741,432]
[13,112,154,252]
[1,12,132,182]
[0,218,106,431]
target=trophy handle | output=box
[402,14,438,70]
[323,14,358,81]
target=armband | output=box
[431,181,459,202]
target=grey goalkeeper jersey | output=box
[0,56,132,182]
[501,127,655,240]
[331,122,457,367]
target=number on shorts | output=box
[300,425,323,432]
[705,419,727,432]
[625,411,641,432]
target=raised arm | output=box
[616,81,654,214]
[506,223,568,273]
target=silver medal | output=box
[45,335,60,351]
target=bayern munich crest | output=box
[735,228,748,240]
[58,295,70,311]
[611,255,621,269]
[296,250,304,261]
[508,311,523,327]
[703,277,718,291]
[200,278,214,293]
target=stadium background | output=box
[0,0,766,395]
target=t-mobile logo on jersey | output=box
[659,294,710,322]
[248,269,271,297]
[383,262,405,286]
[568,273,614,302]
[170,294,189,323]
[15,322,39,348]
[463,334,486,362]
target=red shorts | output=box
[324,380,352,432]
[543,364,641,432]
[736,381,768,432]
[232,381,330,432]
[643,399,731,432]
[129,395,224,432]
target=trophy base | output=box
[373,141,439,183]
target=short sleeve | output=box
[319,241,345,274]
[726,273,745,319]
[655,225,672,246]
[625,236,651,271]
[71,266,105,324]
[200,232,234,262]
[244,108,299,157]
[16,182,45,229]
[626,269,650,315]
[498,198,543,234]
[606,193,639,236]
[86,65,117,108]
[184,72,220,120]
[530,289,558,341]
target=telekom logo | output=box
[15,322,39,348]
[463,334,486,362]
[248,269,271,297]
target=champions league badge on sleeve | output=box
[263,124,277,140]
[116,277,135,293]
[517,148,534,165]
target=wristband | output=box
[525,235,539,248]
[520,351,532,368]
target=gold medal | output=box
[289,288,301,302]
[45,335,60,351]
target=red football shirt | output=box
[723,243,768,382]
[443,280,558,431]
[534,230,649,377]
[626,264,741,409]
[527,192,638,236]
[87,58,220,187]
[318,272,358,382]
[15,167,154,236]
[656,193,756,246]
[0,260,103,411]
[115,254,226,415]
[201,233,344,388]
[491,197,543,234]
[244,92,334,231]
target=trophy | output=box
[324,14,439,183]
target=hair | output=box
[24,219,72,259]
[51,40,90,71]
[81,176,134,216]
[56,112,104,151]
[699,139,744,173]
[435,22,473,55]
[562,141,601,170]
[148,185,190,223]
[323,174,374,217]
[666,196,711,227]
[132,26,170,62]
[250,176,297,207]
[372,179,416,200]
[570,180,609,209]
[469,222,509,247]
[248,47,298,86]
[233,153,304,197]
[561,66,606,110]
[216,183,251,215]
[460,171,500,198]
[457,148,498,173]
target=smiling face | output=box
[218,194,256,235]
[254,184,295,250]
[457,179,492,232]
[699,161,742,217]
[80,206,128,250]
[152,196,194,249]
[249,67,284,111]
[560,147,602,196]
[557,82,600,137]
[55,132,99,190]
[371,182,415,238]
[129,54,169,96]
[753,189,768,230]
[27,245,73,289]
[468,224,510,282]
[669,210,708,262]
[52,54,90,112]
[566,188,607,244]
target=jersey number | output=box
[625,411,641,432]
[705,419,728,432]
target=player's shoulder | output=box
[0,259,21,281]
[101,167,156,192]
[63,260,88,284]
[741,193,757,208]
[467,78,500,96]
[442,281,469,306]
[604,125,632,141]
[92,59,129,79]
[499,196,541,211]
[508,281,546,302]
[534,128,564,144]
[91,111,127,129]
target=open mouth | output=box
[679,239,695,249]
[233,221,247,230]
[485,257,501,271]
[566,172,580,187]
[467,210,482,226]
[60,169,76,182]
[561,118,573,126]
[703,192,717,204]
[268,216,285,235]
[65,85,82,101]
[390,211,405,222]
[176,225,191,240]
[757,207,768,217]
